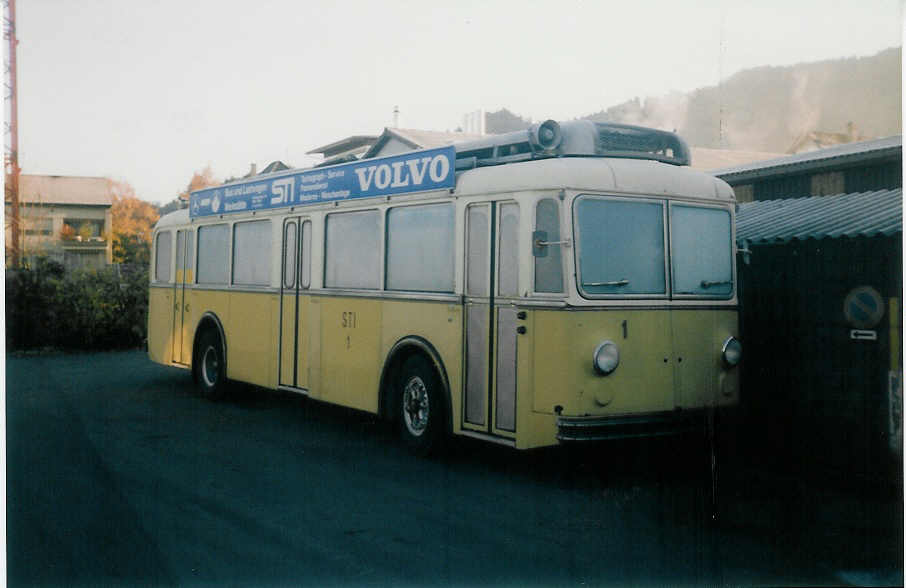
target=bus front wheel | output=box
[398,355,445,456]
[194,329,227,400]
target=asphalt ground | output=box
[7,351,903,587]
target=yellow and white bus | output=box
[149,120,741,454]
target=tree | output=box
[109,180,160,264]
[178,165,219,202]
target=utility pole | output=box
[4,0,19,267]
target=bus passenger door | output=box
[464,203,492,431]
[279,218,310,390]
[493,202,520,435]
[464,202,518,437]
[171,229,193,365]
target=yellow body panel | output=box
[175,284,195,365]
[671,310,738,408]
[530,309,675,417]
[516,307,739,448]
[279,293,297,387]
[150,282,738,450]
[319,297,383,412]
[381,300,463,426]
[296,296,312,389]
[225,291,278,388]
[148,286,174,365]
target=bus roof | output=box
[175,121,731,226]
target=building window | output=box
[24,218,53,236]
[62,218,105,240]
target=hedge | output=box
[6,258,149,351]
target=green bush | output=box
[6,258,149,351]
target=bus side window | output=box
[386,203,454,293]
[154,231,172,283]
[466,205,490,297]
[185,230,194,277]
[325,210,380,289]
[197,224,230,285]
[534,198,563,293]
[233,220,272,286]
[300,220,311,289]
[498,202,519,297]
[283,222,297,289]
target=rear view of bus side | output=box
[148,120,741,453]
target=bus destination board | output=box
[190,145,456,218]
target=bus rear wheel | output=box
[398,355,445,456]
[194,329,227,400]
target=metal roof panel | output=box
[736,189,902,244]
[714,136,902,182]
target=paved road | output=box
[7,351,903,586]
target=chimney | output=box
[393,105,399,128]
[249,163,257,177]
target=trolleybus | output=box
[148,120,742,454]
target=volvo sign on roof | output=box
[190,145,455,218]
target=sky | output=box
[11,0,904,204]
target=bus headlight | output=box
[593,340,619,375]
[722,336,742,367]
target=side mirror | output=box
[737,239,752,266]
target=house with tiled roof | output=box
[5,174,114,269]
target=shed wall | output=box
[738,235,902,480]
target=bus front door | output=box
[464,202,518,438]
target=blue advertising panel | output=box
[189,145,456,218]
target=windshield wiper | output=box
[583,279,629,287]
[700,279,732,289]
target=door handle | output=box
[184,303,190,312]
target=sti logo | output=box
[353,152,451,192]
[270,177,296,206]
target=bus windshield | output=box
[574,196,666,296]
[574,197,733,298]
[670,205,733,296]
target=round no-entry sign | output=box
[843,286,884,329]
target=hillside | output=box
[491,48,901,153]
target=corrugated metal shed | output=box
[736,189,902,243]
[714,136,902,183]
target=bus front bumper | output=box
[556,409,712,442]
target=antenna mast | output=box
[4,0,19,267]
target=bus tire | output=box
[397,355,445,456]
[194,329,227,400]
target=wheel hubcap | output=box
[202,346,219,387]
[403,376,429,437]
